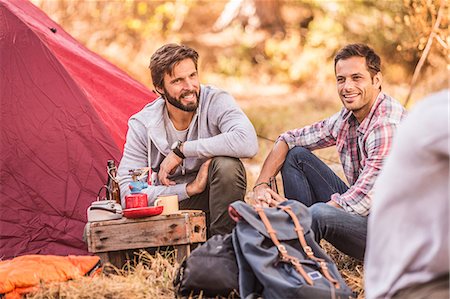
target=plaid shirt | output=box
[278,93,406,216]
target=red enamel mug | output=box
[125,193,148,209]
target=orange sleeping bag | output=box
[0,255,101,298]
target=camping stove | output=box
[128,168,149,192]
[125,168,149,209]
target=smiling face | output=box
[336,56,382,123]
[157,58,200,112]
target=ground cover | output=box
[26,246,364,299]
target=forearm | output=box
[277,112,340,151]
[183,127,258,158]
[145,184,189,205]
[255,140,289,185]
[119,182,189,208]
[186,179,204,197]
[183,94,258,158]
[330,186,372,216]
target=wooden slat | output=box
[185,212,207,243]
[86,211,206,253]
[174,245,190,264]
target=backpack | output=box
[173,234,239,297]
[230,200,355,299]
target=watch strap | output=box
[172,143,185,159]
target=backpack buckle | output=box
[277,244,287,255]
[304,246,314,257]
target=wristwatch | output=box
[171,140,185,159]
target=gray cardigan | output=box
[117,84,258,207]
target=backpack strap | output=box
[254,206,314,286]
[278,205,341,289]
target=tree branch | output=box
[403,1,446,107]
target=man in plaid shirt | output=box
[253,44,406,260]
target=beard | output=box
[163,88,199,112]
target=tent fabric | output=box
[0,0,157,259]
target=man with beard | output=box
[118,44,258,236]
[252,44,406,260]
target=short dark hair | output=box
[149,43,199,89]
[334,44,381,78]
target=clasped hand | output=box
[249,186,286,207]
[186,159,211,196]
[158,152,211,197]
[250,185,342,209]
[158,151,182,186]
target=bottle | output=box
[106,160,121,204]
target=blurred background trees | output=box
[32,0,448,163]
[32,0,447,100]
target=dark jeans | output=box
[281,147,367,260]
[180,157,246,237]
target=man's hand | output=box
[327,200,343,209]
[252,184,270,206]
[267,189,287,205]
[186,159,211,196]
[158,151,183,186]
[252,140,289,206]
[251,187,287,207]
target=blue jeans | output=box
[281,147,367,260]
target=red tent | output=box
[0,0,157,259]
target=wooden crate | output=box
[85,210,206,266]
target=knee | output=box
[309,202,333,221]
[211,156,244,172]
[309,202,330,241]
[210,157,246,182]
[282,146,311,172]
[286,147,312,162]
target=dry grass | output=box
[321,241,365,299]
[25,245,364,299]
[26,251,177,299]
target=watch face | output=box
[171,141,180,150]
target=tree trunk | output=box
[214,0,285,35]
